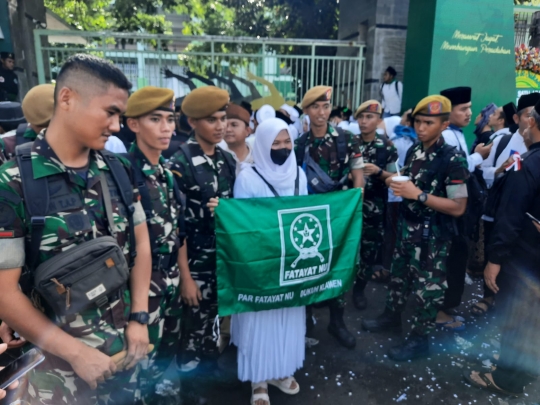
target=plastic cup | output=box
[392,175,410,182]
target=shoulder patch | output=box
[0,202,16,227]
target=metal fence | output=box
[33,30,366,108]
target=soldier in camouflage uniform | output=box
[124,87,185,404]
[167,86,236,402]
[295,85,365,349]
[362,95,469,361]
[351,100,398,310]
[0,84,54,164]
[0,55,152,404]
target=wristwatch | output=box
[417,192,428,204]
[129,311,150,325]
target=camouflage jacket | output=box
[295,125,364,181]
[0,125,38,162]
[128,143,182,258]
[360,133,398,202]
[400,136,469,240]
[167,136,235,271]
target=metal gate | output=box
[33,30,365,109]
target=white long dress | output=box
[231,166,308,383]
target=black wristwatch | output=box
[417,192,428,204]
[376,168,383,177]
[129,311,150,325]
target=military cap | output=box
[354,100,383,118]
[125,86,174,118]
[517,92,540,112]
[182,86,229,119]
[412,95,452,117]
[0,101,24,123]
[301,86,332,108]
[440,87,472,106]
[0,52,14,60]
[21,84,55,127]
[226,103,251,125]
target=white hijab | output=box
[384,116,401,139]
[256,104,276,124]
[251,117,298,189]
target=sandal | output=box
[251,382,270,405]
[267,377,300,395]
[462,370,521,398]
[436,316,465,331]
[470,299,494,317]
[371,269,391,283]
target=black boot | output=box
[327,306,356,349]
[388,333,429,361]
[361,307,402,333]
[352,279,367,310]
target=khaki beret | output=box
[302,86,332,109]
[182,87,230,119]
[226,103,250,125]
[21,84,55,127]
[412,95,452,117]
[125,86,174,118]
[354,100,382,118]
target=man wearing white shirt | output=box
[380,66,403,117]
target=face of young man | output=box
[224,118,250,147]
[414,115,449,145]
[518,106,534,133]
[58,85,128,151]
[357,112,382,136]
[304,101,331,130]
[1,58,14,71]
[189,111,227,145]
[488,107,504,129]
[383,71,393,84]
[128,110,175,152]
[449,102,472,128]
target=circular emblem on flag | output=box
[290,213,325,268]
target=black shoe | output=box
[352,289,367,310]
[361,308,402,333]
[327,307,356,349]
[388,334,429,362]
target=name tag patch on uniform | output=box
[0,202,16,227]
[65,212,92,234]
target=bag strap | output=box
[494,134,513,164]
[252,166,300,197]
[295,132,309,166]
[99,172,117,239]
[16,124,29,146]
[99,151,137,267]
[15,142,49,269]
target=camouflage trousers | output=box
[28,290,140,404]
[139,265,182,404]
[356,213,385,286]
[386,231,450,336]
[178,270,218,370]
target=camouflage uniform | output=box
[295,125,364,308]
[167,136,235,370]
[0,132,146,404]
[386,137,469,335]
[356,135,398,285]
[127,143,184,404]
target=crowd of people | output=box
[0,53,538,405]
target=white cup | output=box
[392,175,410,183]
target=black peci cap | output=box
[440,87,472,106]
[517,93,540,112]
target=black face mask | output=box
[270,148,291,165]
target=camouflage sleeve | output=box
[0,163,26,269]
[167,153,189,194]
[445,153,470,199]
[386,144,399,173]
[347,132,364,170]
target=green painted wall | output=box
[403,0,515,144]
[0,0,13,53]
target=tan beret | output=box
[182,87,230,119]
[125,86,174,118]
[21,84,55,127]
[301,86,332,109]
[226,103,250,125]
[412,95,452,117]
[354,100,382,118]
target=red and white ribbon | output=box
[505,152,522,172]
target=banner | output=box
[215,188,363,317]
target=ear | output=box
[441,121,450,131]
[513,113,519,124]
[126,118,139,133]
[56,86,75,112]
[187,117,197,129]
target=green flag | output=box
[215,188,363,316]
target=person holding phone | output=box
[0,343,19,400]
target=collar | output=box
[529,141,540,151]
[310,125,335,141]
[448,124,463,132]
[421,136,445,155]
[30,131,108,188]
[129,142,165,177]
